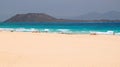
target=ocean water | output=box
[0,22,120,34]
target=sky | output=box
[0,0,120,21]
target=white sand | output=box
[0,32,120,67]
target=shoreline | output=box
[0,30,120,36]
[0,31,120,67]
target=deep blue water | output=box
[0,22,120,34]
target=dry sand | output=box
[0,32,120,67]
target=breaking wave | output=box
[90,31,115,35]
[0,28,39,32]
[0,28,120,35]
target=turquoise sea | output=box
[0,22,120,34]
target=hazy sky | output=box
[0,0,120,21]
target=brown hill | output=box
[4,13,120,22]
[5,13,57,22]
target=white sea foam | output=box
[115,33,120,35]
[44,29,50,32]
[57,29,72,33]
[0,28,39,32]
[15,28,39,32]
[0,28,14,31]
[0,28,119,35]
[90,31,115,35]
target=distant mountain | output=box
[5,13,57,22]
[4,12,120,22]
[72,11,120,20]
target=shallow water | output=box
[0,22,120,34]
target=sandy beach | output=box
[0,32,120,67]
